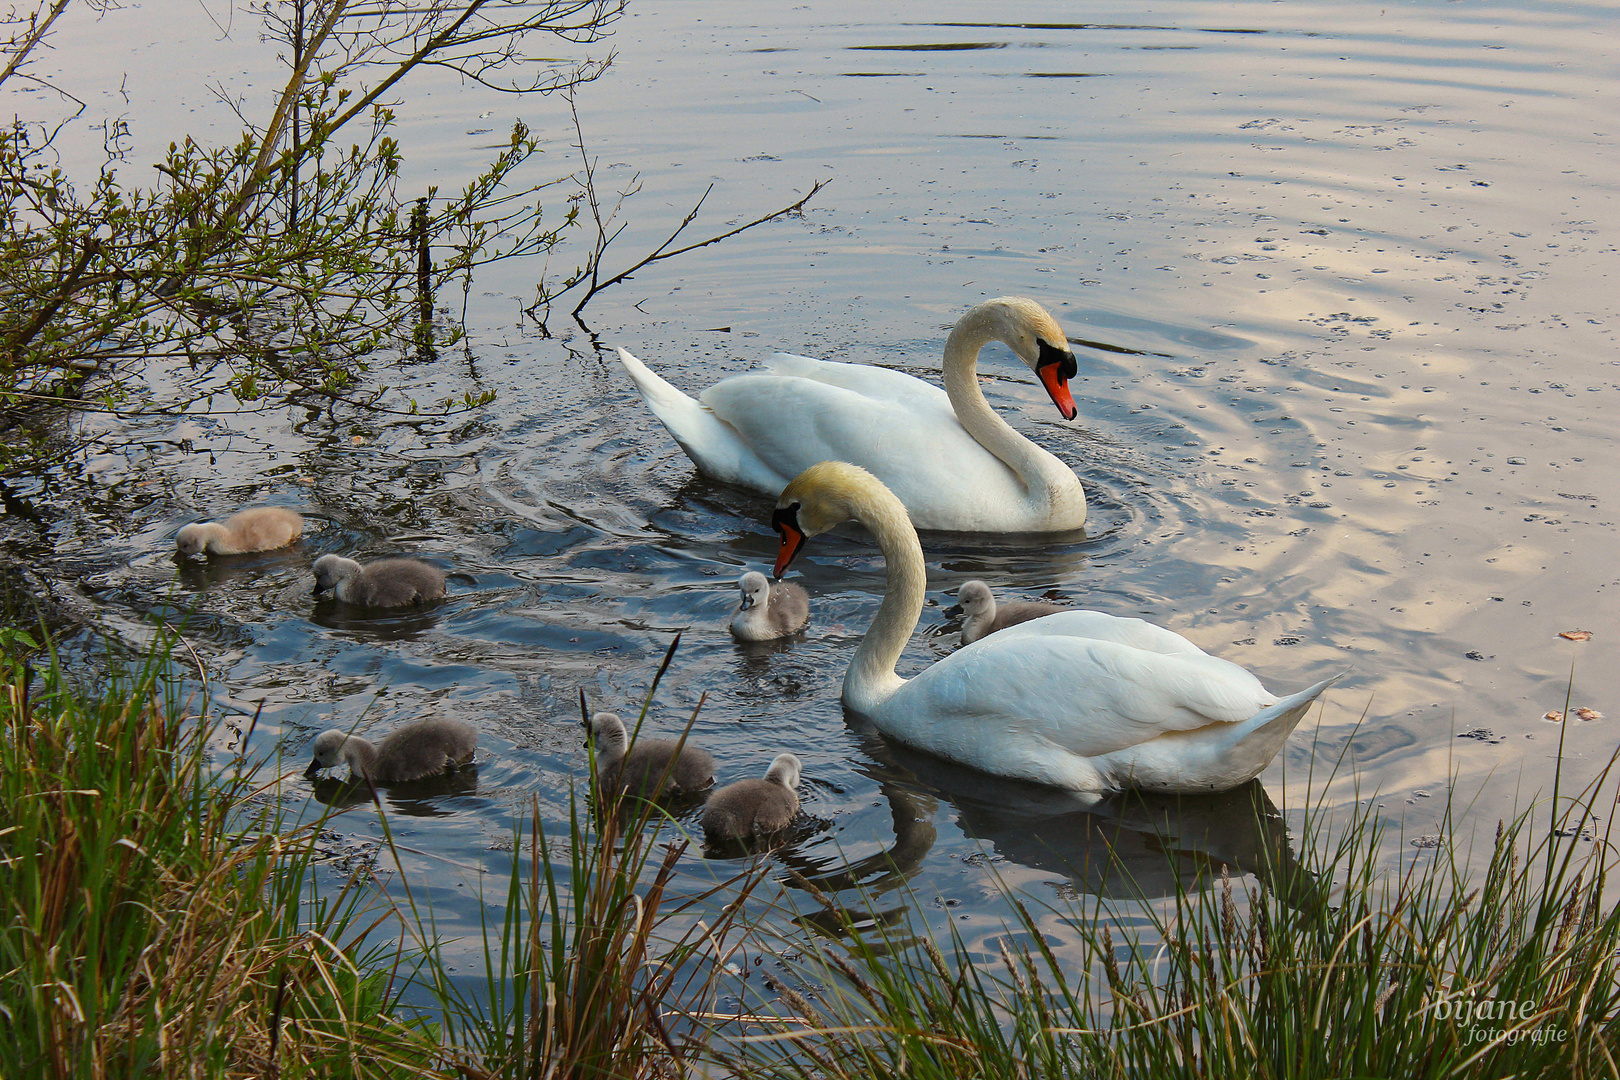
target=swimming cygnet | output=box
[586,711,716,797]
[948,579,1067,646]
[311,554,446,607]
[176,507,303,557]
[303,717,477,784]
[701,753,803,840]
[729,571,810,641]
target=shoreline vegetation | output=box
[3,629,1616,1078]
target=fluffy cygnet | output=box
[303,717,477,784]
[701,753,803,840]
[176,507,303,557]
[311,554,446,607]
[729,571,810,641]
[949,579,1067,646]
[586,711,716,797]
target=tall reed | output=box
[0,630,442,1078]
[735,768,1620,1078]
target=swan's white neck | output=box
[940,307,1083,524]
[842,481,928,715]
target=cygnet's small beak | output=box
[943,603,964,618]
[303,758,322,779]
[311,582,328,597]
[739,593,757,610]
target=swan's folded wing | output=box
[758,353,952,408]
[990,609,1215,660]
[910,635,1274,760]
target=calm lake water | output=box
[12,0,1619,978]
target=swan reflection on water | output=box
[786,733,1321,945]
[308,764,479,817]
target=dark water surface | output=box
[13,0,1619,970]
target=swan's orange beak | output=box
[1038,357,1078,420]
[771,503,806,578]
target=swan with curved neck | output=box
[770,461,1339,793]
[617,297,1087,532]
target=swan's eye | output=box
[771,502,802,538]
[1036,340,1077,381]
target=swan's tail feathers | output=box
[615,348,783,492]
[1249,672,1345,742]
[617,347,702,420]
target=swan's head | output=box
[304,728,350,777]
[948,580,996,620]
[311,553,361,596]
[737,571,771,610]
[586,711,629,755]
[973,296,1079,421]
[175,521,220,557]
[771,461,890,577]
[765,752,803,789]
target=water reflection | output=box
[308,764,480,816]
[308,597,447,640]
[172,547,309,591]
[788,728,1320,947]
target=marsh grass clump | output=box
[737,775,1620,1079]
[0,629,450,1077]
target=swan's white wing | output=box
[699,373,1036,530]
[989,610,1217,661]
[890,634,1274,763]
[758,353,950,408]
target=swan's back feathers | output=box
[758,353,949,408]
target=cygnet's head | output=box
[175,522,217,558]
[953,580,996,619]
[311,554,361,596]
[586,711,629,754]
[737,571,772,610]
[304,728,350,776]
[765,752,803,789]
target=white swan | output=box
[769,461,1339,793]
[617,297,1087,532]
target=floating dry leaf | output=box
[1559,629,1594,641]
[1544,711,1565,723]
[1575,707,1604,721]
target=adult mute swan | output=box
[617,297,1087,532]
[769,461,1339,793]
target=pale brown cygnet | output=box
[312,554,446,607]
[303,717,476,784]
[701,753,802,840]
[729,571,810,641]
[585,711,715,797]
[950,579,1067,646]
[176,507,303,557]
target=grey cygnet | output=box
[311,554,446,607]
[585,711,715,797]
[729,571,810,641]
[701,753,802,840]
[176,507,303,557]
[949,579,1067,646]
[304,717,477,784]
